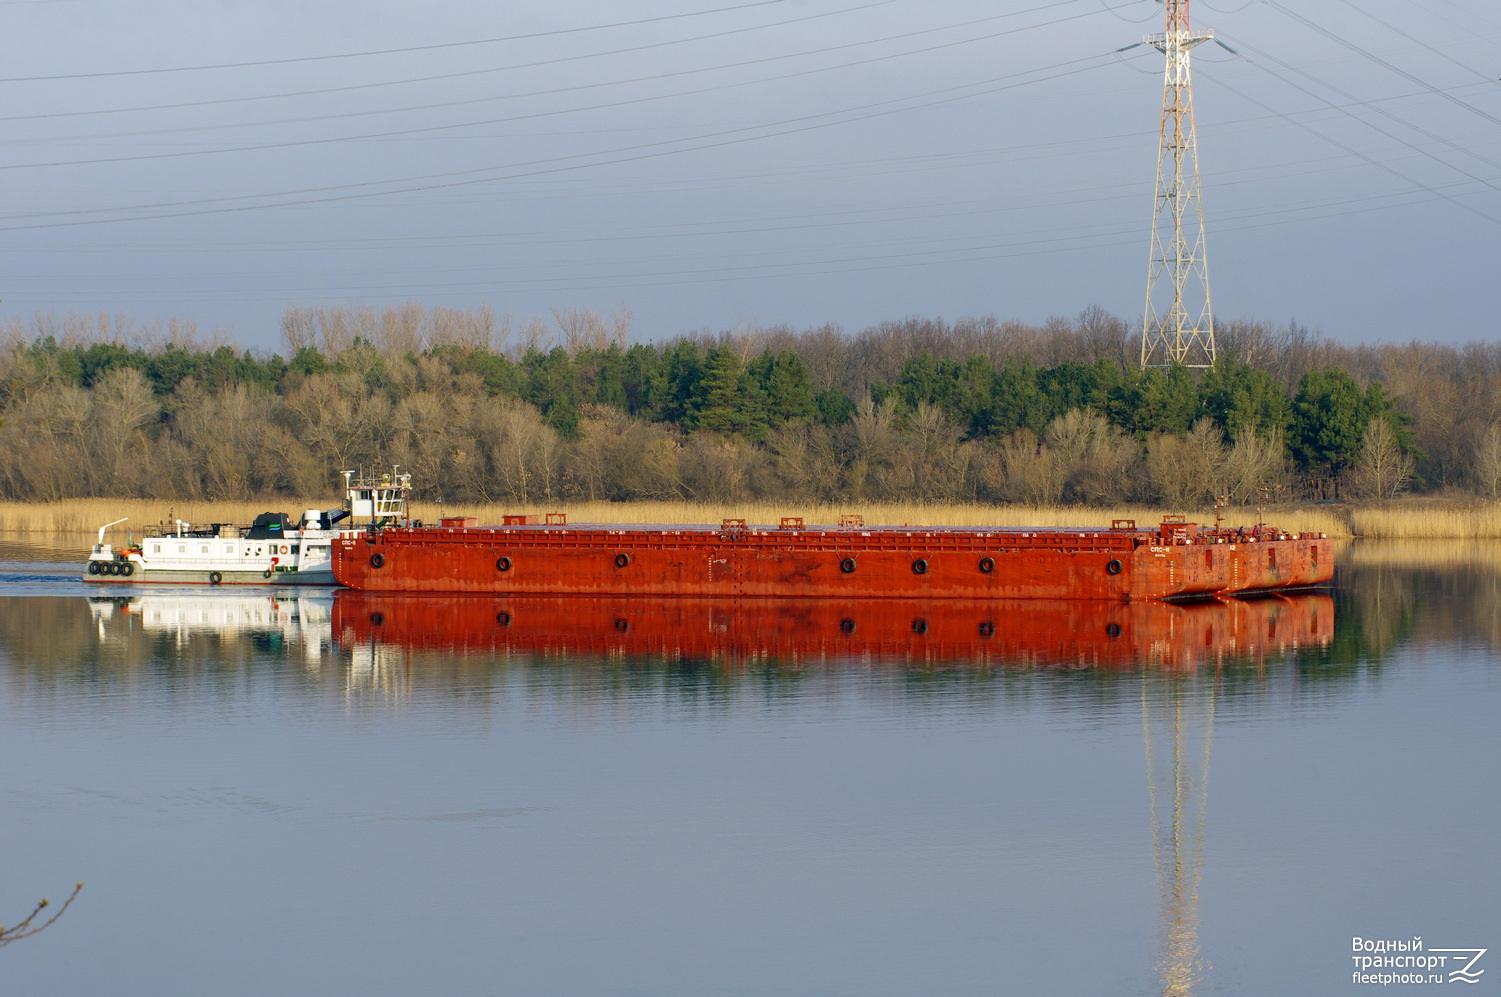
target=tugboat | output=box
[83,470,414,586]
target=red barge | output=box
[331,511,1332,600]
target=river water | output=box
[0,540,1496,996]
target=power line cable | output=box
[11,1,1103,146]
[0,0,901,122]
[1265,1,1501,130]
[0,0,793,82]
[1202,50,1501,227]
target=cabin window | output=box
[225,545,234,554]
[152,544,162,554]
[291,545,300,554]
[201,545,209,554]
[177,545,186,554]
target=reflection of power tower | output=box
[1142,0,1215,369]
[1142,671,1214,995]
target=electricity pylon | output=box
[1142,0,1216,368]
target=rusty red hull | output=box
[331,521,1332,600]
[332,591,1334,670]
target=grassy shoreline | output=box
[0,496,1351,537]
[4,496,1498,539]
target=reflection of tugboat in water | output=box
[82,470,413,586]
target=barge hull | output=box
[332,523,1332,600]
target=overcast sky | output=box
[2,0,1498,352]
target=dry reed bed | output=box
[0,497,1349,538]
[1348,503,1501,539]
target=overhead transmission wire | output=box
[1201,40,1501,228]
[1221,28,1501,183]
[0,22,1120,229]
[18,0,1101,147]
[1265,1,1501,129]
[30,171,1475,305]
[0,0,794,82]
[1328,0,1501,86]
[0,0,902,124]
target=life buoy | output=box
[280,545,289,556]
[1106,559,1123,575]
[978,621,995,637]
[978,556,995,574]
[121,562,135,577]
[497,556,512,572]
[370,552,385,568]
[839,557,857,573]
[209,571,223,585]
[87,561,101,575]
[614,553,630,568]
[911,558,928,575]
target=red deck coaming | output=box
[332,525,1334,599]
[333,592,1335,669]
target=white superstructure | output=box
[83,469,413,586]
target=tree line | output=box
[1,303,1496,507]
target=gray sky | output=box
[2,0,1498,352]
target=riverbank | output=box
[0,497,1360,538]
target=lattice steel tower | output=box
[1142,0,1215,368]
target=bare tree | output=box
[1350,416,1415,500]
[1146,418,1227,509]
[1000,429,1064,506]
[1475,425,1501,499]
[1221,429,1287,504]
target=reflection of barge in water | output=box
[332,592,1333,669]
[333,515,1332,601]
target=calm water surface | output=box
[0,539,1496,996]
